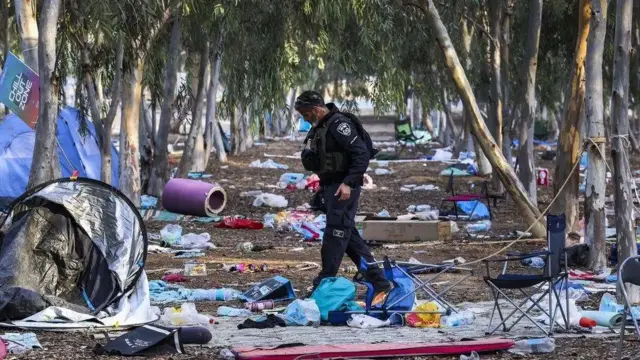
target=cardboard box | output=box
[360,220,451,242]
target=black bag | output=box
[340,112,379,159]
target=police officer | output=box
[295,90,392,295]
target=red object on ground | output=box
[233,338,515,360]
[215,217,264,230]
[162,273,189,282]
[579,317,597,328]
[537,168,549,186]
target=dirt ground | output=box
[15,139,640,360]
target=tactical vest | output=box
[304,117,349,175]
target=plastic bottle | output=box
[441,310,475,327]
[240,190,263,197]
[509,338,555,354]
[245,300,276,312]
[465,220,492,233]
[279,173,305,184]
[217,306,252,317]
[215,289,240,301]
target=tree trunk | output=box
[27,0,61,189]
[490,0,504,193]
[151,97,157,143]
[516,0,543,205]
[421,105,435,137]
[551,0,591,234]
[119,59,144,206]
[147,13,182,196]
[204,32,225,167]
[286,88,297,135]
[584,0,608,272]
[231,104,240,155]
[611,0,638,303]
[100,38,123,185]
[423,0,546,237]
[501,0,514,163]
[177,41,209,177]
[244,103,254,149]
[13,0,38,71]
[239,103,248,152]
[139,93,153,191]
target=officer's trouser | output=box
[312,183,388,289]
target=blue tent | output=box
[0,107,119,208]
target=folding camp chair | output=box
[617,255,640,357]
[356,256,473,316]
[439,174,494,221]
[482,214,570,335]
[394,118,423,154]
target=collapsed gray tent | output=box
[0,178,147,320]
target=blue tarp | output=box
[0,107,119,208]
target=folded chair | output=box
[356,256,473,316]
[482,214,570,335]
[617,255,640,356]
[439,174,494,221]
[394,118,423,154]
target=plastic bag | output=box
[249,159,288,169]
[159,303,214,326]
[280,299,321,326]
[253,193,288,208]
[179,233,216,249]
[374,168,392,175]
[405,302,441,328]
[310,277,358,321]
[347,314,390,329]
[160,224,183,246]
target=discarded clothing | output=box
[149,280,241,304]
[216,217,264,230]
[187,172,213,179]
[162,274,189,283]
[563,244,590,267]
[237,314,286,329]
[139,209,222,223]
[1,333,41,354]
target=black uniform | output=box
[310,105,389,290]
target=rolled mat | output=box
[580,310,623,328]
[162,178,227,217]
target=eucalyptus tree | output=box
[68,0,124,185]
[550,0,591,234]
[610,0,638,303]
[26,0,62,188]
[147,7,183,197]
[584,0,608,272]
[515,0,543,205]
[118,0,172,206]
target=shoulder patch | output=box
[337,122,351,136]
